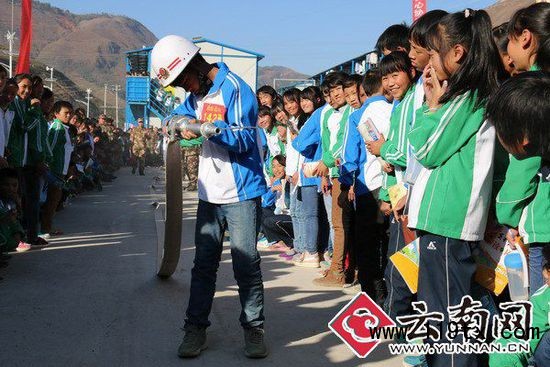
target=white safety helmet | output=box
[151,35,200,87]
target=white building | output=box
[192,37,264,91]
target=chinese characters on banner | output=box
[413,0,427,22]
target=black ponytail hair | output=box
[426,9,505,109]
[14,73,32,84]
[508,2,550,69]
[409,10,449,49]
[538,38,550,73]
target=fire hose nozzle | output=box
[166,115,221,140]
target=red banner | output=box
[413,0,427,21]
[16,0,33,74]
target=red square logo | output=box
[329,292,395,358]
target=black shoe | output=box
[178,325,207,358]
[244,327,268,359]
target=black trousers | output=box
[352,190,382,293]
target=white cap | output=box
[151,35,200,87]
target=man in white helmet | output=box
[151,35,268,359]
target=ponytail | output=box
[537,37,550,73]
[426,9,505,109]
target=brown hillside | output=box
[485,0,537,26]
[0,0,158,114]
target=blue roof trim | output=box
[192,37,264,60]
[126,47,153,54]
[311,50,378,79]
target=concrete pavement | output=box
[0,168,403,367]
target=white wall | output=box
[195,41,259,91]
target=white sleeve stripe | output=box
[415,93,469,160]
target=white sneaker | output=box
[16,241,32,253]
[38,233,51,240]
[293,251,320,268]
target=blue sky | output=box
[43,0,496,75]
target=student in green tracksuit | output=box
[6,74,47,246]
[406,10,505,367]
[365,51,418,316]
[485,71,550,297]
[310,72,353,287]
[42,101,74,237]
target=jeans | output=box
[185,198,265,329]
[529,243,550,295]
[262,212,293,246]
[534,330,550,367]
[289,184,302,252]
[296,186,318,254]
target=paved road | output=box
[0,168,403,367]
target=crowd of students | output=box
[254,4,550,367]
[0,68,143,280]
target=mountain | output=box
[257,66,309,89]
[0,0,158,116]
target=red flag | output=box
[412,0,427,21]
[16,0,33,74]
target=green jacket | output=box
[6,97,29,168]
[407,92,496,241]
[47,119,73,176]
[496,156,550,244]
[179,136,204,149]
[379,86,416,202]
[489,284,550,367]
[321,105,352,178]
[25,105,50,166]
[381,86,415,171]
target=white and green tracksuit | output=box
[48,119,74,177]
[381,86,416,179]
[407,91,496,241]
[496,155,550,244]
[321,105,352,178]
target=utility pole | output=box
[86,88,92,118]
[103,84,108,114]
[45,66,55,90]
[6,0,15,77]
[114,84,120,127]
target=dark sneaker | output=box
[177,325,207,358]
[244,327,268,359]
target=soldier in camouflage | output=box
[180,137,202,191]
[130,118,148,175]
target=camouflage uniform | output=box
[145,128,160,167]
[100,123,118,173]
[180,137,203,191]
[130,126,147,175]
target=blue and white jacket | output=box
[292,106,329,188]
[173,62,267,204]
[340,95,392,196]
